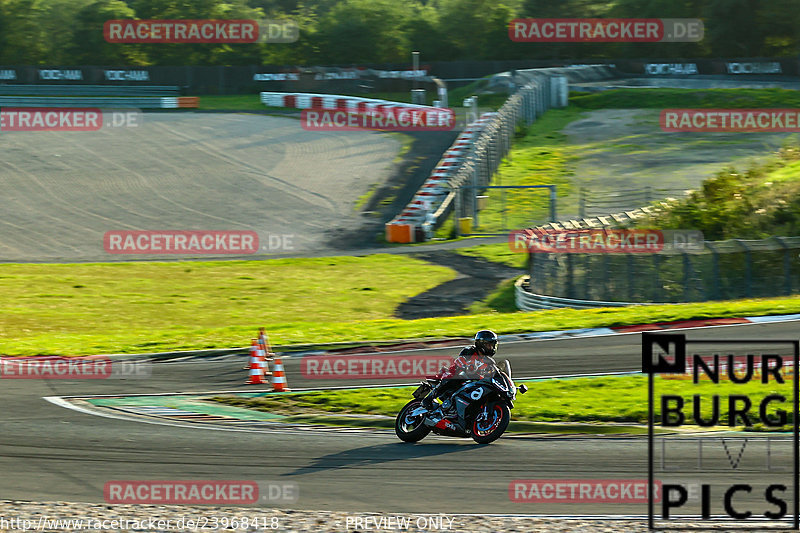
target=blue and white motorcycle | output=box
[395,360,528,444]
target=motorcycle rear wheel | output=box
[471,403,510,444]
[395,399,431,443]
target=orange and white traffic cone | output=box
[245,339,267,385]
[271,356,290,392]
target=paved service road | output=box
[0,113,401,262]
[1,321,798,515]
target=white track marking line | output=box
[41,395,412,439]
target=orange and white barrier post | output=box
[271,355,290,392]
[245,339,267,385]
[258,327,273,375]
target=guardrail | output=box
[385,65,616,242]
[525,235,800,306]
[387,112,498,242]
[514,276,648,311]
[0,96,198,108]
[0,85,181,96]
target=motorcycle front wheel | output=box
[471,402,510,444]
[395,399,431,443]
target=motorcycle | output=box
[395,359,528,444]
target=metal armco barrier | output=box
[385,64,615,242]
[522,236,800,308]
[0,96,198,108]
[515,276,647,311]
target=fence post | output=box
[653,254,661,301]
[627,254,634,301]
[706,242,720,300]
[683,252,691,302]
[603,254,610,301]
[528,250,535,292]
[500,189,510,230]
[454,187,462,237]
[582,255,591,300]
[774,236,792,295]
[549,186,557,222]
[566,254,575,299]
[579,188,586,219]
[472,164,479,228]
[735,240,752,298]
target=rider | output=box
[422,330,499,423]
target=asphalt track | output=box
[0,113,400,262]
[2,321,799,517]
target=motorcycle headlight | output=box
[492,377,508,391]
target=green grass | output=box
[465,107,584,233]
[467,278,519,314]
[354,184,380,211]
[0,256,456,355]
[448,79,511,111]
[212,374,794,430]
[571,88,800,110]
[637,142,800,239]
[3,251,800,356]
[455,242,528,269]
[455,242,527,314]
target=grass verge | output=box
[458,107,584,234]
[570,88,800,110]
[0,256,455,355]
[4,255,800,355]
[455,242,527,269]
[636,142,800,239]
[212,374,791,431]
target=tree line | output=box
[0,0,797,66]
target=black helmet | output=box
[474,330,498,356]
